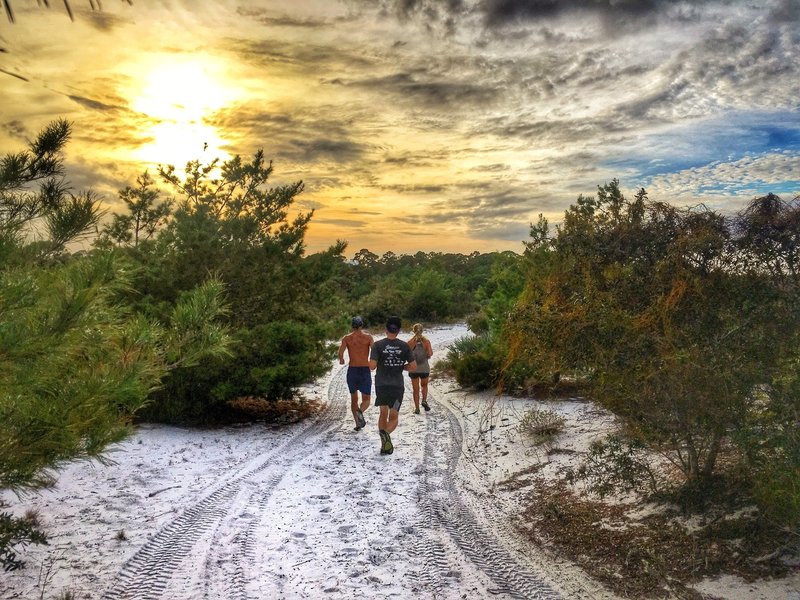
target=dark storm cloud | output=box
[64,156,130,197]
[382,153,437,167]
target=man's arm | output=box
[404,360,417,372]
[369,342,378,371]
[338,338,347,365]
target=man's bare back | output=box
[339,329,373,367]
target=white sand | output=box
[2,325,797,599]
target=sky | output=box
[1,0,798,255]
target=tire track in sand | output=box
[102,365,349,600]
[413,387,561,599]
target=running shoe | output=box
[354,425,362,431]
[357,409,366,429]
[421,400,431,411]
[414,408,421,415]
[379,429,389,454]
[384,430,394,455]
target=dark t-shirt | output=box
[370,337,413,389]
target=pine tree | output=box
[0,120,231,570]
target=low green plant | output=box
[566,434,661,498]
[517,406,565,443]
[0,503,47,571]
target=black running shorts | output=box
[375,386,403,410]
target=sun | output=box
[130,56,239,168]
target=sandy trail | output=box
[3,325,615,600]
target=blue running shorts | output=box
[346,366,372,395]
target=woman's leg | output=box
[411,376,421,410]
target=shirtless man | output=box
[369,316,416,455]
[338,316,374,431]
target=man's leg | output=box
[378,406,392,452]
[386,407,400,433]
[378,404,389,432]
[351,392,361,427]
[355,370,370,428]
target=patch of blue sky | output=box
[602,110,800,181]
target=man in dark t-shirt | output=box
[369,315,416,455]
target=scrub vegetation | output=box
[449,180,800,592]
[2,122,797,586]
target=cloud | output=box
[469,163,509,173]
[78,8,130,32]
[237,7,327,28]
[314,218,366,227]
[223,37,377,76]
[296,138,368,163]
[351,0,732,33]
[395,187,553,245]
[0,67,29,82]
[2,119,28,140]
[208,104,375,166]
[67,94,124,112]
[648,151,800,200]
[330,71,498,109]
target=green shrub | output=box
[517,406,565,443]
[753,461,800,528]
[566,434,661,498]
[446,334,501,390]
[0,504,47,571]
[144,320,333,424]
